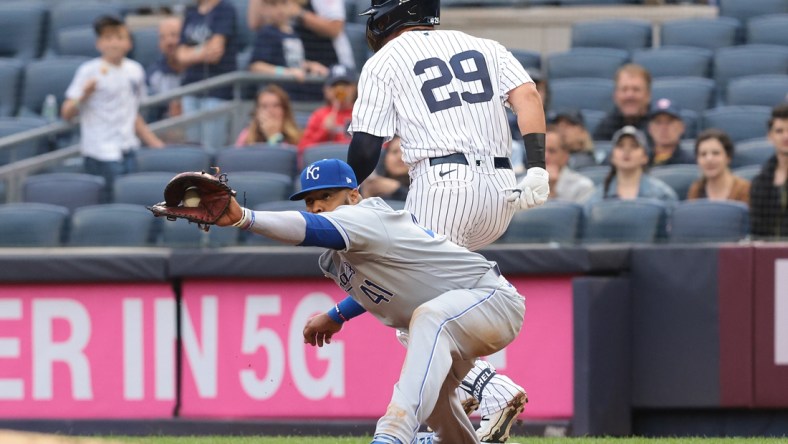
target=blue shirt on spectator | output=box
[585,174,678,207]
[146,55,182,120]
[180,0,238,99]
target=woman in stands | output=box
[585,125,677,206]
[687,129,750,203]
[235,85,301,147]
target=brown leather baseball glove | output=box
[148,170,236,232]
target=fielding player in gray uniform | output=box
[217,159,525,444]
[340,1,549,441]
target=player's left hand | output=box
[303,313,343,347]
[505,167,550,210]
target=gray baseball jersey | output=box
[350,30,534,251]
[316,198,525,443]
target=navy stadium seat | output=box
[731,138,775,169]
[509,48,542,71]
[135,147,212,173]
[22,173,105,212]
[18,56,90,117]
[714,45,788,103]
[230,171,294,208]
[546,48,629,80]
[0,2,46,60]
[726,75,788,108]
[651,77,715,114]
[631,47,712,79]
[746,14,788,46]
[660,17,739,51]
[571,19,652,51]
[48,2,124,55]
[68,203,154,246]
[583,198,669,243]
[56,27,100,58]
[702,106,772,143]
[548,78,615,114]
[302,142,350,168]
[732,164,763,181]
[668,199,749,243]
[719,0,788,26]
[576,165,611,186]
[0,117,50,165]
[0,203,69,247]
[650,164,700,201]
[497,201,583,244]
[0,58,24,117]
[130,27,160,69]
[112,172,173,206]
[215,145,299,177]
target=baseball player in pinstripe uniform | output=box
[217,158,526,444]
[339,1,549,442]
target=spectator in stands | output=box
[687,129,750,203]
[250,0,354,102]
[647,98,693,167]
[750,103,788,238]
[235,84,301,146]
[62,15,164,201]
[361,136,409,201]
[248,0,329,102]
[585,125,677,206]
[176,0,238,151]
[545,128,594,203]
[593,64,652,141]
[550,110,596,169]
[298,64,355,152]
[146,16,184,121]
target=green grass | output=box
[108,436,786,443]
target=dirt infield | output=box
[0,430,123,444]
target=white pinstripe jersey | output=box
[349,30,533,167]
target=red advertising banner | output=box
[179,276,573,420]
[0,283,177,418]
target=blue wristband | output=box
[326,296,366,324]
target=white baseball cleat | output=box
[476,390,527,443]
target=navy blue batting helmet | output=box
[360,0,440,52]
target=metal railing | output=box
[0,71,325,202]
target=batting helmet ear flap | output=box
[361,0,440,52]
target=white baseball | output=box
[183,187,201,207]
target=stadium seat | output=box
[68,203,154,246]
[229,171,294,208]
[56,26,100,58]
[22,173,106,212]
[714,45,788,103]
[702,106,772,143]
[130,27,160,69]
[731,138,775,169]
[0,117,50,166]
[659,17,739,51]
[651,77,715,114]
[747,14,788,46]
[497,201,583,244]
[0,58,23,117]
[509,48,542,71]
[546,48,629,80]
[719,0,788,26]
[302,142,350,168]
[158,217,207,247]
[0,2,46,60]
[732,164,763,181]
[581,109,607,138]
[548,78,615,114]
[668,199,749,243]
[112,172,173,205]
[631,47,712,79]
[345,22,371,70]
[0,203,69,247]
[582,198,668,243]
[18,56,91,117]
[726,75,788,108]
[135,147,212,173]
[48,1,124,55]
[649,165,700,201]
[570,19,652,51]
[576,165,611,186]
[215,145,299,177]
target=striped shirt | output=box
[349,29,533,167]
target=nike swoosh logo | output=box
[439,169,456,177]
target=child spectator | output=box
[586,125,677,206]
[176,0,238,150]
[298,64,355,151]
[62,15,164,200]
[750,103,788,238]
[235,84,301,146]
[687,129,750,203]
[146,16,184,121]
[248,0,328,102]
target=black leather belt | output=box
[429,153,512,169]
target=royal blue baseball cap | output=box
[290,158,358,201]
